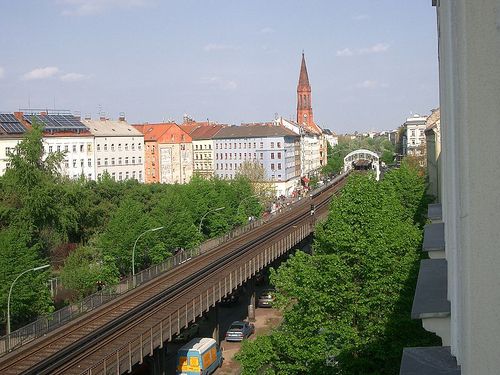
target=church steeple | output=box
[297,52,314,126]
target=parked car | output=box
[225,321,255,342]
[257,289,275,308]
[173,323,200,343]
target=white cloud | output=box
[0,67,4,79]
[200,76,237,91]
[355,80,389,89]
[60,72,89,82]
[203,43,240,52]
[336,43,390,57]
[58,0,150,16]
[336,48,354,57]
[352,14,370,21]
[260,27,275,34]
[359,43,390,55]
[22,66,59,80]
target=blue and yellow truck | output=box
[176,337,223,375]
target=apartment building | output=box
[21,112,95,180]
[213,124,300,197]
[133,123,193,184]
[400,1,500,374]
[0,114,25,175]
[179,123,224,179]
[83,119,145,182]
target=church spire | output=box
[297,52,313,126]
[298,52,310,88]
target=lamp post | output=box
[236,195,259,218]
[198,207,225,233]
[7,264,50,339]
[132,226,164,276]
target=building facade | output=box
[213,124,300,196]
[83,119,144,182]
[133,123,193,184]
[184,124,224,179]
[401,1,500,374]
[403,114,428,160]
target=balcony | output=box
[422,222,445,259]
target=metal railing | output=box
[0,174,346,356]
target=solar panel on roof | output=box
[23,114,88,132]
[0,113,26,134]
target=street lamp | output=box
[198,207,225,233]
[236,195,259,218]
[132,226,164,276]
[7,264,50,338]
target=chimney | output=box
[84,113,91,120]
[74,111,81,121]
[40,111,47,116]
[118,112,126,122]
[99,112,106,121]
[14,112,23,120]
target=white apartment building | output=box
[0,137,22,174]
[83,119,144,182]
[403,114,428,157]
[44,134,95,180]
[276,117,322,177]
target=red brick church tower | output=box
[297,52,314,127]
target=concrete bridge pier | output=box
[247,278,256,322]
[145,345,167,375]
[206,304,220,344]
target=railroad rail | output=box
[0,173,347,375]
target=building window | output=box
[271,163,275,170]
[260,142,263,149]
[138,156,142,163]
[57,145,61,152]
[132,157,136,164]
[97,144,101,151]
[97,158,101,166]
[125,157,129,164]
[80,145,84,152]
[139,171,142,181]
[64,145,69,152]
[111,144,115,151]
[118,172,123,181]
[271,153,275,159]
[277,142,281,148]
[72,145,77,152]
[278,163,282,170]
[118,144,122,151]
[64,160,69,168]
[260,153,263,160]
[111,158,115,165]
[125,144,129,151]
[118,157,122,165]
[112,172,116,180]
[125,171,129,179]
[104,144,108,151]
[271,142,274,148]
[277,152,282,159]
[132,171,136,179]
[88,159,92,167]
[104,158,108,166]
[138,143,142,150]
[80,159,84,167]
[87,144,91,152]
[72,159,76,168]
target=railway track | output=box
[0,174,347,374]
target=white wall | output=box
[438,0,500,373]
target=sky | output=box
[0,0,439,133]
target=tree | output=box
[237,169,439,374]
[59,245,119,300]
